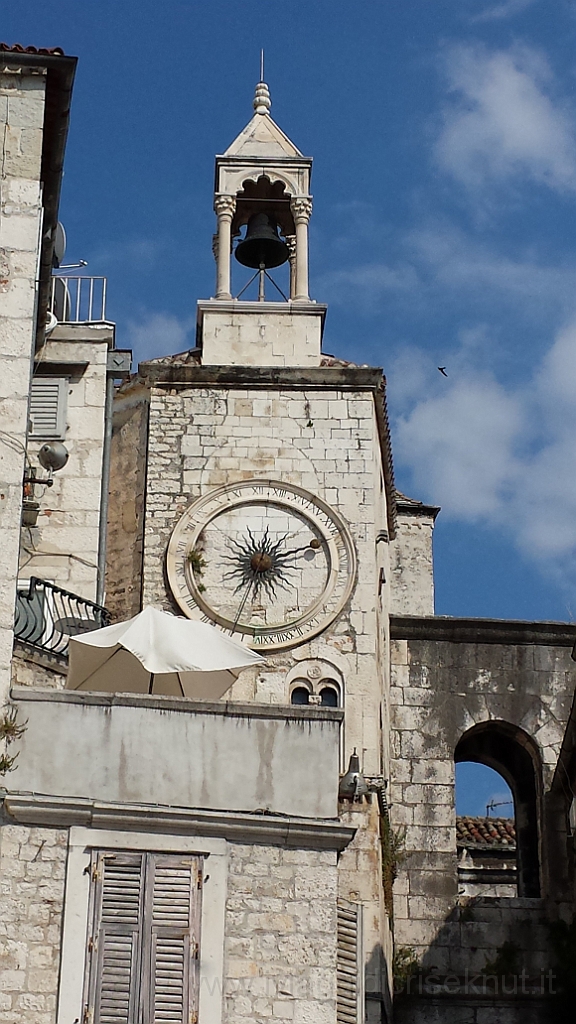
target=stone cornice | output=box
[10,686,344,722]
[2,793,356,851]
[140,361,375,388]
[390,615,576,646]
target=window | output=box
[320,685,339,707]
[291,686,310,705]
[84,851,203,1024]
[29,376,68,438]
[337,899,363,1023]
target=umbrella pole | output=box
[148,673,154,695]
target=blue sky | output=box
[6,0,575,813]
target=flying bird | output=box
[438,366,448,377]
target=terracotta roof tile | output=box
[0,43,65,56]
[456,815,516,848]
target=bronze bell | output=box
[235,212,289,269]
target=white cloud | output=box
[391,317,576,582]
[124,312,195,363]
[320,220,576,321]
[436,43,576,192]
[471,0,537,22]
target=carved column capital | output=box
[290,196,313,224]
[214,194,236,219]
[284,234,297,261]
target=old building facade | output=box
[1,42,575,1024]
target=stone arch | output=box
[455,720,542,897]
[226,168,300,200]
[286,658,345,706]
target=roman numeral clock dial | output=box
[166,480,357,651]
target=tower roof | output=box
[222,80,304,160]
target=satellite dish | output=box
[53,222,66,268]
[38,442,69,473]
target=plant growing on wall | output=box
[187,547,207,593]
[393,946,420,994]
[380,809,407,919]
[0,704,26,776]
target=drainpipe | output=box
[97,349,132,606]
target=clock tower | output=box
[107,77,398,1019]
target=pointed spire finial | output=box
[254,50,271,114]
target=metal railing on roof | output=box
[50,275,107,323]
[15,577,110,659]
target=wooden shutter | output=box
[143,857,202,1024]
[29,377,67,438]
[86,853,145,1024]
[337,899,362,1024]
[84,852,202,1024]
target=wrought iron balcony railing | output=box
[50,275,107,323]
[15,577,111,659]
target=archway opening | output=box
[456,762,517,897]
[455,722,541,898]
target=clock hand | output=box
[280,539,324,558]
[232,578,256,632]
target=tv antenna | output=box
[486,799,513,817]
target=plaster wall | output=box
[21,326,111,602]
[9,688,341,820]
[0,68,46,704]
[199,303,323,366]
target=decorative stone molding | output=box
[290,195,313,224]
[253,81,271,114]
[3,793,356,851]
[213,193,236,219]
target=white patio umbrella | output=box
[65,606,264,700]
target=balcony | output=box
[15,577,110,659]
[50,275,107,323]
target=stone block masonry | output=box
[138,380,389,775]
[225,843,338,1024]
[389,625,576,982]
[0,68,46,706]
[0,821,67,1024]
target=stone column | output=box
[285,235,297,300]
[214,194,236,300]
[290,197,312,302]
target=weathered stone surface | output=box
[0,820,66,1024]
[224,843,338,1023]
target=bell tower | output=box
[198,79,326,366]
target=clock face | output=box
[166,480,356,651]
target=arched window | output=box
[319,685,339,707]
[455,722,541,898]
[291,686,310,706]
